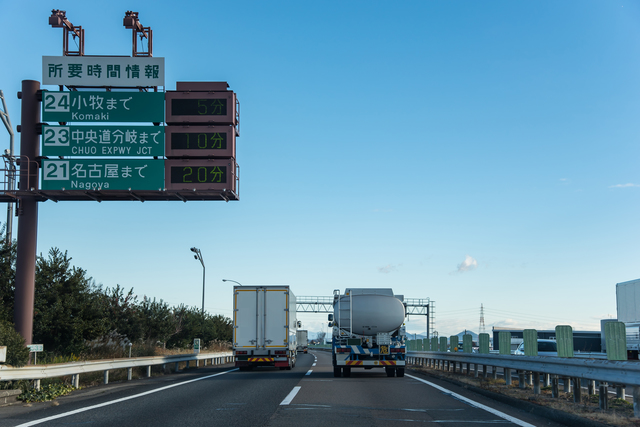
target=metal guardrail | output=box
[486,350,608,359]
[407,351,640,417]
[0,352,233,386]
[407,351,640,386]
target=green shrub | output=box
[19,382,75,402]
[0,320,30,367]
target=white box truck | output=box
[233,285,297,370]
[615,279,640,359]
[296,330,308,353]
[616,279,640,324]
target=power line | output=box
[483,308,585,325]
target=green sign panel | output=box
[523,329,538,356]
[462,334,473,353]
[42,125,165,157]
[605,322,627,361]
[42,159,164,191]
[555,325,574,358]
[498,331,511,355]
[42,91,164,123]
[478,333,490,354]
[439,336,448,352]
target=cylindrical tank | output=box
[334,294,405,335]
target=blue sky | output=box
[1,0,639,338]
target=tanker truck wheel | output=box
[343,367,351,377]
[385,367,395,377]
[333,366,341,377]
[396,367,405,377]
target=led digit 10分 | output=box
[171,132,227,150]
[170,165,227,184]
[170,99,227,116]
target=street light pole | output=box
[190,247,205,336]
[222,279,242,286]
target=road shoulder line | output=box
[407,374,535,427]
[15,369,238,427]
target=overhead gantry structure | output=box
[296,295,436,339]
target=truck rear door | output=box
[234,287,289,349]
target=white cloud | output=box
[454,255,478,274]
[378,264,398,274]
[609,183,640,188]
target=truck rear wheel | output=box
[385,367,395,377]
[343,367,351,377]
[333,366,341,377]
[397,367,405,377]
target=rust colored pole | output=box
[14,80,40,344]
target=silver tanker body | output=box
[331,288,407,378]
[333,291,405,336]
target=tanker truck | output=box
[329,288,406,378]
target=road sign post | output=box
[27,344,44,364]
[15,80,40,345]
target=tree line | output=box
[0,225,232,365]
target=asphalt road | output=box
[0,351,568,426]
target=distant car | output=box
[514,339,558,356]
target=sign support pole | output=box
[14,80,41,345]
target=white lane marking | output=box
[16,369,239,427]
[312,363,316,366]
[291,404,331,407]
[378,418,512,423]
[406,374,535,427]
[305,370,313,376]
[280,386,301,405]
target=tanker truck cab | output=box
[331,288,407,378]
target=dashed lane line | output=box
[280,386,301,405]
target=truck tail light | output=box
[391,348,405,353]
[235,351,247,355]
[336,348,351,353]
[274,350,286,355]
